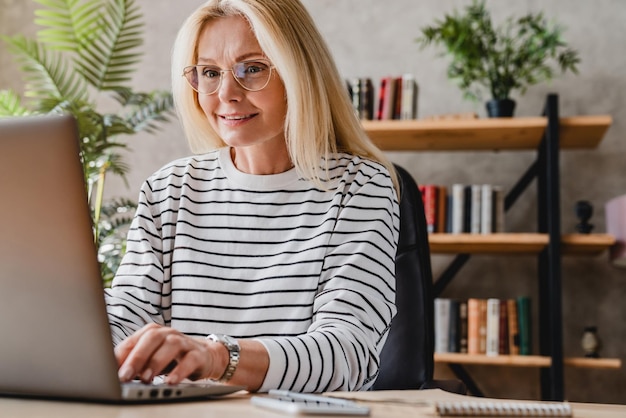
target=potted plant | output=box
[416,0,580,117]
[0,0,174,285]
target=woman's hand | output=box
[114,323,226,385]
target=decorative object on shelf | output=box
[605,193,626,267]
[0,0,174,285]
[416,0,580,117]
[575,200,594,234]
[581,326,601,358]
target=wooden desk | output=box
[1,389,625,418]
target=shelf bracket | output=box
[447,363,485,397]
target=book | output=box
[478,299,488,354]
[393,76,403,119]
[400,74,418,120]
[445,192,453,233]
[486,298,500,356]
[470,184,482,233]
[498,299,509,354]
[480,184,493,234]
[467,298,487,355]
[492,186,505,232]
[378,76,396,120]
[507,299,520,355]
[466,298,480,355]
[463,185,472,233]
[435,298,451,353]
[517,296,531,355]
[376,77,388,120]
[359,78,374,120]
[437,185,448,233]
[422,184,438,233]
[448,299,460,353]
[451,184,465,234]
[434,400,572,417]
[347,78,360,118]
[458,300,468,353]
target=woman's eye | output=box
[201,68,220,78]
[244,63,267,74]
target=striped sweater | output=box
[105,147,400,392]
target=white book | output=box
[492,186,505,232]
[480,184,493,234]
[400,74,418,120]
[470,184,482,234]
[451,184,465,234]
[434,298,451,353]
[486,298,500,356]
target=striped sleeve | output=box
[258,160,399,392]
[104,178,169,345]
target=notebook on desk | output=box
[0,114,244,403]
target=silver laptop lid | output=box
[0,114,245,403]
[0,114,124,401]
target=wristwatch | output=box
[206,334,240,383]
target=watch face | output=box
[222,335,237,347]
[209,334,239,350]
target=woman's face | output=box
[195,16,287,151]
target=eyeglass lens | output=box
[183,60,272,95]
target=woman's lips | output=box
[218,113,257,125]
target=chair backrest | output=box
[372,164,435,390]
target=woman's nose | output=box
[217,71,244,102]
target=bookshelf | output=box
[363,95,616,401]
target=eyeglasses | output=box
[182,59,274,95]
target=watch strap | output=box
[206,334,240,383]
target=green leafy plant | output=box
[416,0,580,101]
[0,0,174,286]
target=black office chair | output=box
[372,164,466,394]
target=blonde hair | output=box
[171,0,398,192]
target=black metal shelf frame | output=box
[433,94,565,401]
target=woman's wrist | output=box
[206,334,240,383]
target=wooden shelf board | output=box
[435,353,550,367]
[560,115,613,149]
[564,357,622,369]
[363,115,612,151]
[429,233,548,254]
[428,233,615,255]
[561,233,616,254]
[435,353,622,369]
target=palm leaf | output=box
[78,0,144,90]
[34,0,102,52]
[121,90,175,133]
[3,35,88,103]
[0,90,31,116]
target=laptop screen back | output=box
[0,114,123,400]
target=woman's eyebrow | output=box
[196,52,266,65]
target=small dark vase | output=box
[486,98,516,118]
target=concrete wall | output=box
[1,0,624,403]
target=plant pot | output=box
[486,98,516,117]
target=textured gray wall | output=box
[1,0,625,403]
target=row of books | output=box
[434,297,532,356]
[346,75,418,121]
[420,184,506,234]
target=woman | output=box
[105,0,400,393]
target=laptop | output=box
[0,114,245,402]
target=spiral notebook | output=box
[434,400,572,417]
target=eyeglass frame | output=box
[182,59,276,95]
